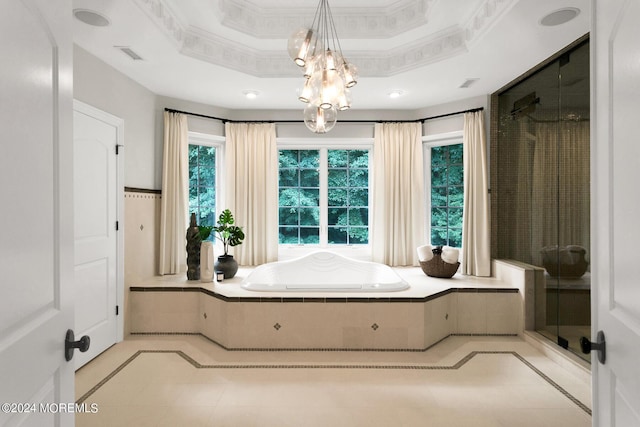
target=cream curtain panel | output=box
[225,122,278,265]
[372,122,425,266]
[159,111,189,275]
[462,111,491,276]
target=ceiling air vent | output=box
[115,46,143,61]
[459,78,479,89]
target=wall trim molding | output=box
[125,187,161,194]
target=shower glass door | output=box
[556,42,590,358]
[494,39,590,361]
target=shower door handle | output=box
[580,330,606,364]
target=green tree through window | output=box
[328,150,369,244]
[430,144,463,247]
[189,145,216,229]
[278,148,370,245]
[278,150,321,244]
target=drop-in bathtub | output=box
[241,251,409,292]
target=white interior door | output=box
[73,101,123,369]
[0,0,75,426]
[591,0,640,425]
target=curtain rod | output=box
[163,107,484,124]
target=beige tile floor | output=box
[75,335,592,427]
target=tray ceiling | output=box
[72,0,590,110]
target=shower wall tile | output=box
[129,291,199,333]
[124,190,161,336]
[321,303,350,348]
[342,326,375,349]
[456,292,488,334]
[375,302,424,348]
[124,191,161,284]
[454,291,520,335]
[208,297,224,343]
[129,291,154,333]
[209,295,228,345]
[425,294,455,346]
[373,326,409,349]
[493,259,543,333]
[486,292,520,334]
[423,299,434,345]
[224,302,249,348]
[208,299,429,350]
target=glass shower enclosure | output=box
[492,37,590,360]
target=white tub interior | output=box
[241,251,409,292]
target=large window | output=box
[278,148,370,246]
[278,150,320,243]
[327,150,369,244]
[426,141,463,248]
[188,134,223,228]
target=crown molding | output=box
[134,0,186,48]
[218,0,435,39]
[464,0,518,46]
[180,26,466,78]
[133,0,517,78]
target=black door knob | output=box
[579,330,606,364]
[65,329,91,362]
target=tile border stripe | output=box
[129,332,518,352]
[128,286,519,303]
[76,348,591,416]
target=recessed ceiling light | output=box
[243,90,260,99]
[73,9,110,27]
[388,90,404,99]
[540,8,580,27]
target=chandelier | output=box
[287,0,358,133]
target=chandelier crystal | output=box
[287,0,358,133]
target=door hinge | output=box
[116,144,123,155]
[116,305,119,316]
[116,221,119,231]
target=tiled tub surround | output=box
[129,261,525,350]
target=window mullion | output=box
[319,148,328,245]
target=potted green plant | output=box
[213,209,245,279]
[199,225,214,241]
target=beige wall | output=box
[74,45,160,190]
